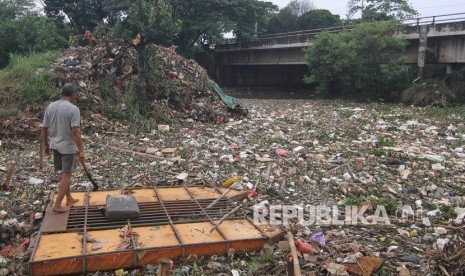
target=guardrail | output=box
[216,12,465,50]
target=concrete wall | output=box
[205,21,465,86]
[217,65,309,87]
[216,47,307,65]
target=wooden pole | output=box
[287,231,301,276]
[39,141,44,172]
[209,204,242,233]
[205,187,231,209]
[157,258,171,276]
[2,162,16,190]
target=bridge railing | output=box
[402,12,465,26]
[216,12,465,51]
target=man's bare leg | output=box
[66,189,79,206]
[53,173,72,212]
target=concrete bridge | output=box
[198,13,465,87]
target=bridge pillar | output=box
[417,25,428,78]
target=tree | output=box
[287,0,314,17]
[107,0,180,105]
[266,7,299,34]
[298,9,341,30]
[265,0,315,34]
[42,0,277,56]
[43,0,107,32]
[0,0,33,19]
[170,0,276,56]
[304,21,411,98]
[228,0,277,42]
[347,0,418,21]
[0,0,66,67]
[14,16,67,53]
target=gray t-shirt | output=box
[42,100,80,154]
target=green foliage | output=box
[246,253,275,273]
[266,7,299,34]
[171,0,276,56]
[345,197,363,206]
[421,200,437,211]
[373,198,398,215]
[43,0,107,32]
[347,0,418,21]
[108,0,180,46]
[0,1,67,67]
[298,9,342,30]
[266,0,315,34]
[14,16,67,53]
[377,137,396,147]
[340,110,353,118]
[0,0,33,19]
[304,21,411,98]
[449,67,465,102]
[372,148,387,157]
[44,0,277,56]
[229,0,277,42]
[0,51,61,118]
[439,205,457,221]
[106,0,181,106]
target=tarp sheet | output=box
[211,81,239,109]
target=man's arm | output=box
[40,127,50,155]
[72,127,85,162]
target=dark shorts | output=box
[53,150,76,173]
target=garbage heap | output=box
[50,37,235,123]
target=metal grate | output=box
[66,188,243,231]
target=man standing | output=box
[41,83,85,213]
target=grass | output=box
[246,253,275,273]
[0,51,170,134]
[0,51,61,118]
[340,110,353,118]
[345,129,360,139]
[345,197,364,206]
[420,107,465,125]
[439,205,457,220]
[373,198,398,215]
[377,137,396,147]
[422,199,437,211]
[372,148,388,157]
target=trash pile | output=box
[1,98,465,275]
[50,37,236,123]
[400,81,455,107]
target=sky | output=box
[269,0,465,18]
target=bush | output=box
[0,15,67,68]
[0,51,61,118]
[304,21,411,99]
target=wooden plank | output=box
[2,162,16,189]
[287,231,302,276]
[157,258,172,276]
[40,207,70,233]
